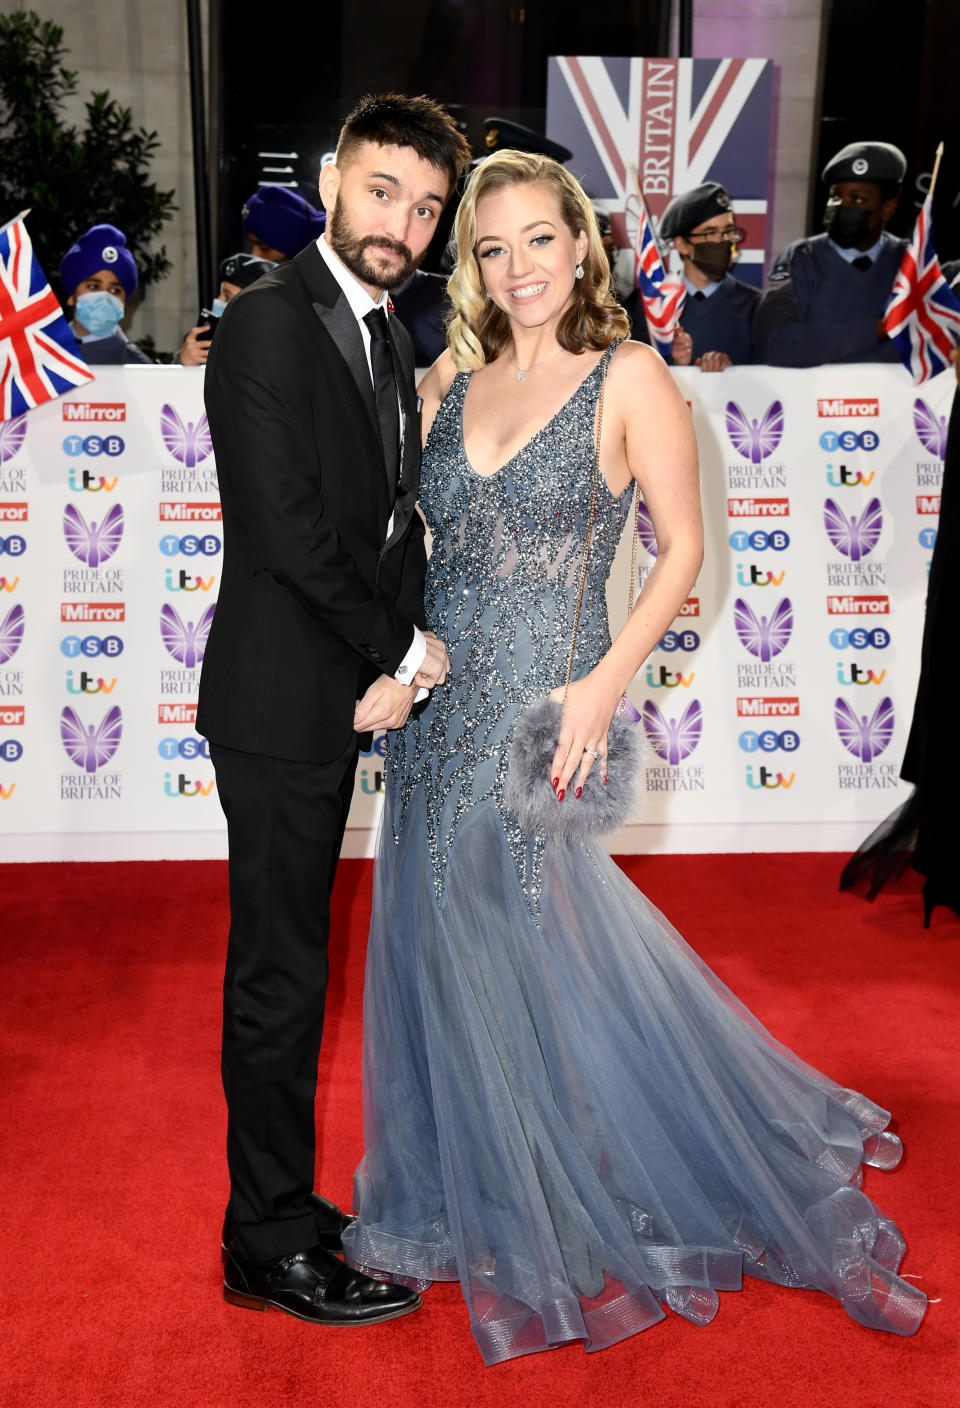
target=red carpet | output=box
[2,854,956,1408]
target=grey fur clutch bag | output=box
[503,698,642,840]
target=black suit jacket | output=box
[196,242,427,764]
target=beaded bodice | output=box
[387,349,632,905]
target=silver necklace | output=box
[510,349,563,383]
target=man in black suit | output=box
[198,93,470,1326]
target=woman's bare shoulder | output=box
[417,349,459,406]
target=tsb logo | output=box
[728,529,789,552]
[158,736,211,760]
[0,535,26,555]
[61,634,124,658]
[819,429,879,451]
[159,533,221,557]
[62,434,124,457]
[739,729,799,752]
[828,627,890,650]
[1,738,23,761]
[657,629,700,652]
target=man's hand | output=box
[354,675,417,732]
[179,326,211,366]
[414,631,450,689]
[671,327,693,366]
[696,350,732,372]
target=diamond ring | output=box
[582,747,602,760]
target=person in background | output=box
[659,182,759,370]
[59,223,152,365]
[755,141,909,366]
[178,252,276,366]
[241,186,325,262]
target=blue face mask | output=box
[75,291,126,337]
[210,297,227,318]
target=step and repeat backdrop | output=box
[0,364,952,858]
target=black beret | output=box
[218,252,277,289]
[821,141,907,187]
[659,182,732,240]
[480,117,572,164]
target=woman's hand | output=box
[547,673,624,801]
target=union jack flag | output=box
[547,57,773,288]
[0,215,93,420]
[627,176,685,356]
[882,194,960,383]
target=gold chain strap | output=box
[562,348,609,703]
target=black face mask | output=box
[688,241,733,281]
[823,203,872,249]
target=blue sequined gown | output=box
[341,352,925,1364]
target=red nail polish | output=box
[552,777,559,790]
[575,786,582,799]
[557,788,565,802]
[602,774,608,786]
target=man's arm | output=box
[206,290,417,675]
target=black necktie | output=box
[693,290,706,302]
[852,255,873,272]
[363,308,401,493]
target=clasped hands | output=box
[354,631,450,733]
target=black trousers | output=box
[210,735,360,1263]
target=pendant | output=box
[515,368,526,382]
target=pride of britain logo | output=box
[62,503,124,567]
[0,604,24,663]
[725,400,784,464]
[733,597,793,660]
[641,698,703,764]
[160,404,213,468]
[160,603,215,668]
[833,696,894,762]
[0,415,27,464]
[60,704,122,771]
[913,397,948,459]
[823,498,882,562]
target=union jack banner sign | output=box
[883,193,960,383]
[0,215,94,420]
[547,57,774,286]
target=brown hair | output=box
[446,150,630,372]
[336,93,471,196]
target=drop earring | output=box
[575,262,584,279]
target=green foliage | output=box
[0,9,176,294]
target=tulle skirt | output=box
[342,789,925,1364]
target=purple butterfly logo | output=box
[160,404,213,468]
[60,704,123,772]
[725,400,784,464]
[636,502,658,557]
[913,398,948,460]
[63,502,124,567]
[834,696,895,763]
[733,597,793,661]
[160,602,215,668]
[823,497,882,561]
[642,698,702,764]
[0,413,27,464]
[0,603,24,663]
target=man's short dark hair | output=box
[336,93,472,195]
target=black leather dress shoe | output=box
[223,1243,421,1325]
[220,1192,356,1264]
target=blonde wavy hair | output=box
[446,151,630,371]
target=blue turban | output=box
[241,187,325,257]
[60,224,139,299]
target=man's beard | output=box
[328,199,419,289]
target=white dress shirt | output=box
[316,234,426,688]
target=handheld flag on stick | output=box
[624,167,686,357]
[0,213,94,420]
[882,145,960,382]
